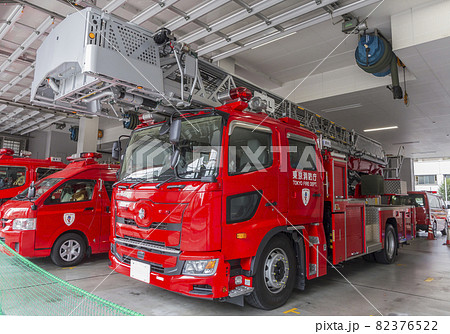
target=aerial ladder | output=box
[30,7,386,167]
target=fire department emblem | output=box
[302,189,310,206]
[63,213,75,226]
[138,208,146,220]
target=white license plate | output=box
[130,259,150,283]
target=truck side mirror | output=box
[169,119,182,145]
[112,141,121,161]
[171,148,180,169]
[28,181,36,198]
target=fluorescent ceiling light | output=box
[411,151,437,155]
[364,126,398,133]
[251,32,297,50]
[392,141,420,145]
[322,103,363,113]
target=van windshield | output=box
[409,194,425,207]
[16,178,63,200]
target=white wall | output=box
[413,158,450,192]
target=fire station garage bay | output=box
[2,0,450,317]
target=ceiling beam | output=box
[212,0,382,61]
[102,0,127,13]
[13,87,30,101]
[0,107,24,123]
[11,0,65,19]
[0,16,53,73]
[0,110,39,132]
[197,0,338,56]
[0,97,78,118]
[12,113,55,133]
[164,0,229,32]
[20,115,66,135]
[0,62,34,96]
[0,5,23,41]
[129,0,180,25]
[180,0,284,45]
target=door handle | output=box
[312,193,321,198]
[265,201,277,207]
[84,207,94,211]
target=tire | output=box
[442,228,447,236]
[374,224,397,264]
[245,234,297,310]
[51,233,86,267]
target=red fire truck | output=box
[0,148,66,205]
[109,88,415,309]
[0,153,118,266]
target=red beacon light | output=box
[217,87,252,104]
[0,148,15,156]
[80,152,102,159]
[20,150,32,157]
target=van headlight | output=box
[182,259,219,276]
[12,218,37,230]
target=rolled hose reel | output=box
[355,34,403,100]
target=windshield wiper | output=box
[155,176,176,189]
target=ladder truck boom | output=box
[31,7,386,167]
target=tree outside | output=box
[438,177,450,201]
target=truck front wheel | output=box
[374,224,397,264]
[51,233,86,267]
[246,234,296,310]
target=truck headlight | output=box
[12,218,37,230]
[182,259,219,276]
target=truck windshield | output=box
[120,115,222,182]
[16,178,63,200]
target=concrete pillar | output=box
[76,117,99,155]
[400,158,414,191]
[44,130,52,158]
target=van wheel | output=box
[374,225,397,264]
[245,235,296,310]
[51,233,86,267]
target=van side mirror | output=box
[28,181,36,198]
[169,119,182,145]
[112,141,121,161]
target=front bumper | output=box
[0,228,39,257]
[110,246,230,299]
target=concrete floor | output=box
[31,233,450,316]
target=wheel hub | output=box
[60,240,81,262]
[264,248,289,293]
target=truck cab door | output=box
[35,179,100,251]
[222,120,281,260]
[286,131,323,225]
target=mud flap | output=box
[293,231,306,290]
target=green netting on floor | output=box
[0,240,142,316]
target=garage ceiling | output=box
[0,0,447,159]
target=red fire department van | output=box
[0,153,118,266]
[408,191,447,236]
[0,148,66,205]
[109,88,415,309]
